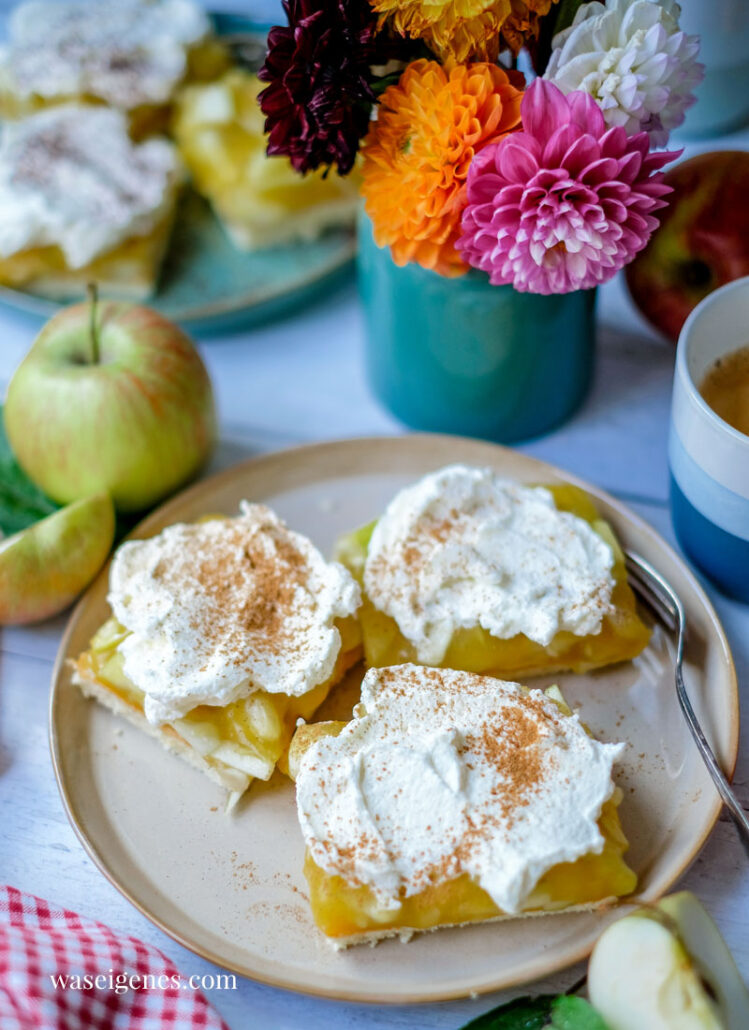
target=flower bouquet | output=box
[259,0,703,439]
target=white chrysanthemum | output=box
[544,0,703,146]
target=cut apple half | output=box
[588,891,749,1030]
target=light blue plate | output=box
[0,14,356,336]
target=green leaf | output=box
[460,995,555,1030]
[551,996,611,1030]
[458,994,610,1030]
[0,405,59,537]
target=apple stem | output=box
[87,282,100,365]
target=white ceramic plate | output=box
[50,436,739,1003]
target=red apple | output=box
[626,151,749,343]
[4,296,216,512]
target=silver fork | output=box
[625,551,749,858]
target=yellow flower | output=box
[368,0,559,61]
[370,0,510,62]
[361,59,523,277]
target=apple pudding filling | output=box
[0,105,182,300]
[172,69,358,250]
[71,503,362,804]
[291,665,637,946]
[335,467,650,679]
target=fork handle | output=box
[705,759,749,859]
[727,810,749,858]
[677,667,749,858]
[623,552,749,858]
[703,749,749,857]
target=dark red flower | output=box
[259,0,397,175]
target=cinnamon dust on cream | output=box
[364,465,616,664]
[108,502,360,725]
[0,105,180,268]
[296,665,624,914]
[2,0,210,109]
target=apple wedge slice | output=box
[588,891,749,1030]
[0,493,114,624]
[658,893,749,1029]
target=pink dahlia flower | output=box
[457,78,678,294]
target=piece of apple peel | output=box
[588,891,749,1030]
[0,492,114,624]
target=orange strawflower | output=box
[367,0,559,62]
[361,59,523,277]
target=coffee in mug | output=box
[699,344,749,437]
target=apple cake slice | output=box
[172,69,358,250]
[0,0,228,138]
[71,503,362,806]
[290,664,637,946]
[334,465,651,680]
[0,105,182,300]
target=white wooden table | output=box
[0,7,747,1022]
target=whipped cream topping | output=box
[0,105,180,267]
[297,665,624,913]
[109,503,361,725]
[364,465,616,664]
[2,0,210,108]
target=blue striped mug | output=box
[669,277,749,602]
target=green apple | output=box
[588,892,749,1030]
[4,294,216,512]
[0,493,114,624]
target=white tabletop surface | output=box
[1,4,749,1027]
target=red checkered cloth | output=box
[0,886,231,1030]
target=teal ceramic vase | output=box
[358,215,596,443]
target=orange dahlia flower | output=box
[361,59,523,277]
[367,0,558,62]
